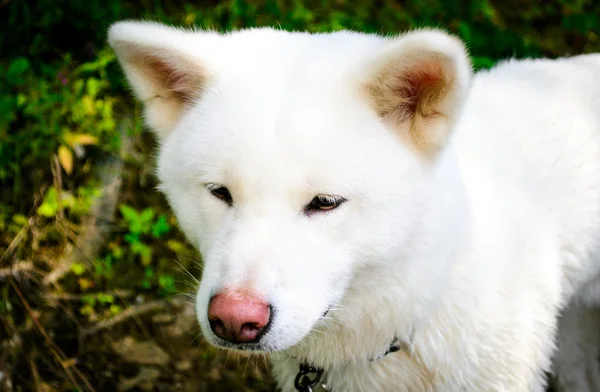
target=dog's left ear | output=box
[362,29,472,158]
[108,21,220,139]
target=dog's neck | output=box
[283,145,470,370]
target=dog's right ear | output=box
[108,21,219,139]
[360,29,472,159]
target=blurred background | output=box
[1,1,599,391]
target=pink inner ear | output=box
[149,58,174,77]
[394,61,445,120]
[146,56,197,103]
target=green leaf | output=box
[81,294,97,307]
[80,304,94,316]
[151,214,170,239]
[139,208,155,234]
[71,262,86,276]
[109,243,124,259]
[97,293,114,305]
[16,94,27,107]
[124,232,140,245]
[141,267,154,290]
[86,78,101,98]
[37,187,59,218]
[109,305,122,314]
[82,95,96,115]
[120,204,144,234]
[119,204,139,222]
[167,240,185,253]
[94,256,113,277]
[159,274,176,296]
[140,208,155,223]
[139,244,152,266]
[7,57,30,79]
[144,267,154,278]
[12,214,28,226]
[74,79,85,95]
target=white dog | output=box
[108,21,600,391]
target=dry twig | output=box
[0,217,34,265]
[48,289,134,302]
[82,299,172,336]
[9,278,96,392]
[0,260,35,279]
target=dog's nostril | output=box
[209,318,226,337]
[241,322,260,332]
[209,318,224,329]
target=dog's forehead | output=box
[187,30,388,154]
[220,90,370,191]
[167,32,406,195]
[183,77,365,167]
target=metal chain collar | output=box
[294,363,325,392]
[293,337,404,392]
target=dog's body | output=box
[271,54,600,392]
[108,22,600,391]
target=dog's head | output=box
[109,22,471,353]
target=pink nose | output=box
[207,290,271,343]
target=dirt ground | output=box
[2,287,276,392]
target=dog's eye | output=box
[305,194,346,214]
[206,184,233,206]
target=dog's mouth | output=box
[210,338,273,352]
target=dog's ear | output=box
[108,21,218,139]
[362,29,472,158]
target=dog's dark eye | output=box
[305,194,346,214]
[206,184,233,206]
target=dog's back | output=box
[456,54,600,297]
[452,54,600,391]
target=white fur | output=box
[109,21,600,391]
